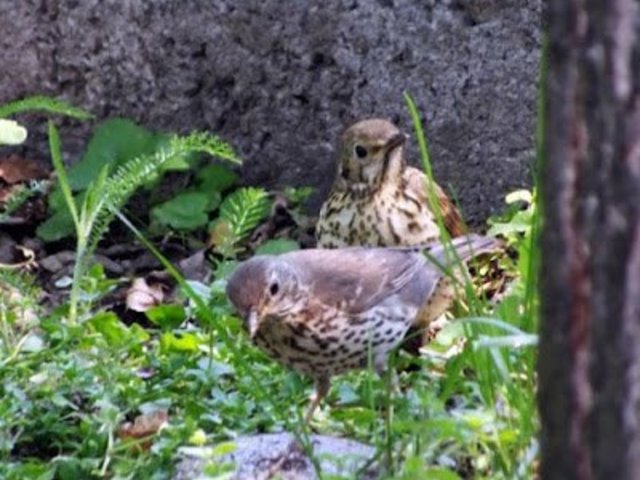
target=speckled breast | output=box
[252,302,415,377]
[316,187,440,248]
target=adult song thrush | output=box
[226,234,498,423]
[316,118,467,249]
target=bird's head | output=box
[337,118,408,189]
[225,256,301,339]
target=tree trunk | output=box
[539,1,640,479]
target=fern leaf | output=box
[86,145,175,250]
[178,131,241,164]
[87,131,239,250]
[0,95,93,119]
[219,187,271,240]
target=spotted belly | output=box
[316,189,440,248]
[252,306,413,377]
[316,193,387,247]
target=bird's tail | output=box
[418,234,502,271]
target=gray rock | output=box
[174,433,378,480]
[39,250,76,272]
[1,0,541,226]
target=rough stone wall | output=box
[1,0,541,225]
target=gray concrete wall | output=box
[1,0,541,225]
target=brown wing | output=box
[281,248,440,314]
[403,167,468,237]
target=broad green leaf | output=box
[88,312,130,346]
[197,164,238,193]
[145,304,186,330]
[205,191,222,211]
[129,323,151,343]
[36,202,76,241]
[68,118,166,190]
[151,191,210,230]
[160,332,200,352]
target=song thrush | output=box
[316,118,467,249]
[226,234,498,423]
[316,118,471,351]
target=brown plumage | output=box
[316,118,467,249]
[316,118,469,351]
[226,234,499,423]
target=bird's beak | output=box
[384,132,408,152]
[248,310,260,339]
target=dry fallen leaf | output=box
[126,277,166,312]
[0,155,51,225]
[118,409,169,452]
[0,154,50,184]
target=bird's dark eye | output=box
[354,145,367,159]
[269,282,279,296]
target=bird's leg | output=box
[304,376,330,425]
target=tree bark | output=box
[539,1,640,479]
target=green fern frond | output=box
[85,141,183,250]
[0,95,93,119]
[219,187,271,241]
[87,131,239,250]
[178,131,241,164]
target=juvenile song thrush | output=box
[316,118,471,351]
[226,234,498,423]
[316,118,467,249]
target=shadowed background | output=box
[1,0,541,226]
